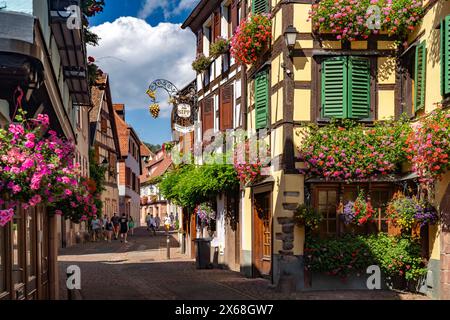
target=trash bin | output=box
[193,238,211,269]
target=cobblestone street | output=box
[58,228,429,300]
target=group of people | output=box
[145,213,161,236]
[145,213,174,235]
[90,213,135,244]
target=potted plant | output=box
[210,37,230,58]
[192,54,212,73]
[293,204,323,231]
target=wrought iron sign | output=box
[147,79,198,134]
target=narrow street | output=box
[58,228,428,300]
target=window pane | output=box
[318,191,327,205]
[26,209,36,279]
[328,191,337,204]
[12,214,24,286]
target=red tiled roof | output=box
[113,104,125,112]
[140,143,153,157]
[141,154,172,183]
[114,112,130,158]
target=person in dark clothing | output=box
[105,217,114,243]
[111,213,120,240]
[119,214,129,243]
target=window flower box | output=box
[309,0,424,42]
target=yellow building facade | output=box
[240,0,450,298]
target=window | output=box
[252,0,269,14]
[414,42,426,112]
[220,84,234,130]
[12,212,25,287]
[126,167,131,187]
[441,15,450,97]
[321,56,371,119]
[26,209,36,281]
[255,69,269,130]
[316,189,337,237]
[101,117,107,133]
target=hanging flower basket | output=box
[210,37,230,58]
[233,138,271,186]
[230,13,272,65]
[195,203,216,227]
[309,0,424,42]
[294,204,323,230]
[192,54,212,73]
[342,190,375,226]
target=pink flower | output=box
[55,210,63,216]
[21,158,34,170]
[0,208,15,227]
[64,189,73,196]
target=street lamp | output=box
[284,25,298,57]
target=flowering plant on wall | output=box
[298,118,411,182]
[308,0,424,41]
[210,37,230,58]
[406,107,450,187]
[342,190,375,225]
[230,14,272,65]
[414,202,439,227]
[0,95,95,226]
[234,138,271,186]
[294,204,323,230]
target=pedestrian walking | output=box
[105,217,114,243]
[91,215,102,242]
[112,213,120,240]
[128,216,135,236]
[155,215,161,231]
[119,213,129,243]
[146,213,152,231]
[102,215,108,241]
[149,215,156,236]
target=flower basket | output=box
[294,204,323,231]
[210,37,230,58]
[309,0,425,42]
[192,54,212,73]
[230,13,272,65]
[342,190,375,226]
[233,138,271,186]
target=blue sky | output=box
[88,0,198,146]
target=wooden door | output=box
[190,211,197,259]
[253,192,272,277]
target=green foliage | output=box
[305,233,427,281]
[192,54,212,73]
[210,37,229,58]
[144,142,162,153]
[84,28,100,47]
[89,148,107,216]
[159,163,238,209]
[293,204,323,231]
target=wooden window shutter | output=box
[252,0,269,14]
[101,117,107,133]
[126,167,130,186]
[220,85,234,130]
[202,97,214,137]
[348,57,371,119]
[441,15,450,96]
[197,29,203,54]
[213,9,221,41]
[322,57,347,118]
[414,42,426,112]
[231,0,238,33]
[255,70,269,130]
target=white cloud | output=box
[138,0,199,20]
[88,17,196,118]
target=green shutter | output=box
[255,69,269,130]
[348,57,371,119]
[441,15,450,96]
[252,0,268,14]
[321,57,347,118]
[414,42,426,112]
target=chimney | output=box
[114,104,125,120]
